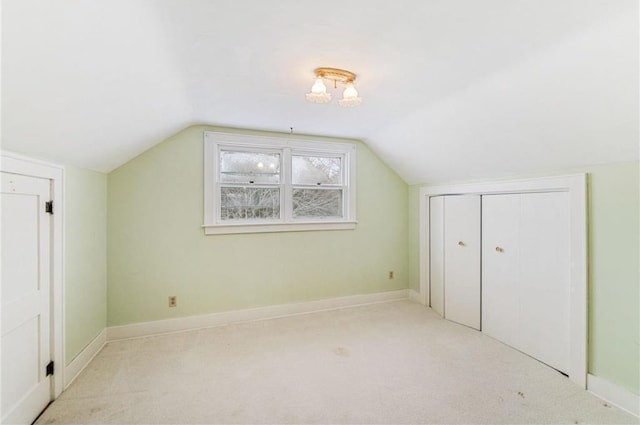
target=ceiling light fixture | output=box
[306,67,362,107]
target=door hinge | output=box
[45,201,54,214]
[46,361,54,376]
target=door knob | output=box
[495,246,504,253]
[457,241,465,246]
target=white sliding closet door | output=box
[482,192,570,373]
[429,196,445,316]
[443,195,481,330]
[481,194,520,347]
[519,192,570,372]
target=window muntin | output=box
[204,131,356,234]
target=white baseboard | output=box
[587,373,640,417]
[107,289,409,341]
[408,289,424,304]
[64,328,107,388]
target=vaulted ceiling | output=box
[3,0,638,184]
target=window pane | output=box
[292,189,343,218]
[220,151,280,184]
[221,187,280,220]
[292,156,341,186]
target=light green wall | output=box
[64,165,108,364]
[587,161,639,395]
[407,160,640,395]
[107,125,409,326]
[408,185,421,292]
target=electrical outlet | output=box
[388,271,394,279]
[168,296,177,307]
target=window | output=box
[204,131,357,234]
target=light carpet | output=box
[37,300,638,424]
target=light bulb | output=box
[339,82,362,107]
[343,83,358,99]
[311,77,327,94]
[306,76,332,103]
[257,162,264,169]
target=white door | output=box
[482,192,570,374]
[2,172,53,425]
[518,192,570,372]
[429,196,445,316]
[481,194,520,348]
[443,195,481,330]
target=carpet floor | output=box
[37,300,638,424]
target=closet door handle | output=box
[457,241,465,247]
[495,246,504,253]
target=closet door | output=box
[482,194,520,347]
[429,196,444,316]
[519,192,570,373]
[482,192,570,373]
[443,195,481,330]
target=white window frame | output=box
[203,131,357,235]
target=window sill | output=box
[202,221,358,235]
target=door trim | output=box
[418,174,587,389]
[1,151,65,399]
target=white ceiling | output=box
[2,0,638,184]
